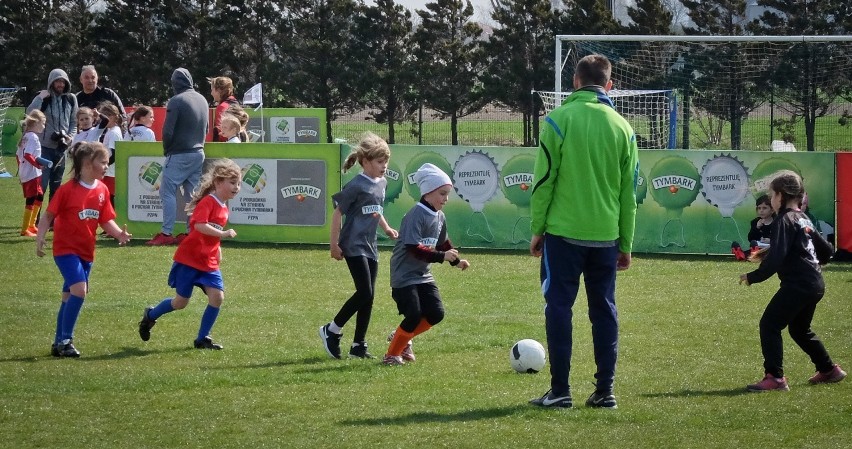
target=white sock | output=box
[328,322,342,334]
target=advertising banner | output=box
[342,146,836,254]
[117,142,339,243]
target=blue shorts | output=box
[54,254,93,292]
[167,262,224,299]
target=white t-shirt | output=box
[101,125,123,177]
[72,127,94,145]
[125,124,156,142]
[16,132,42,183]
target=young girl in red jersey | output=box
[138,159,241,350]
[36,141,132,357]
[740,170,845,391]
[17,110,47,236]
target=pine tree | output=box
[484,0,559,146]
[682,0,765,149]
[559,0,623,35]
[751,0,852,151]
[627,0,673,35]
[353,0,418,143]
[413,0,489,145]
[281,0,362,142]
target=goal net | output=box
[535,89,677,149]
[547,35,852,151]
[0,88,18,177]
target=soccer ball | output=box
[509,339,546,374]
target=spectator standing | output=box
[208,76,239,142]
[76,65,126,119]
[147,68,209,246]
[26,68,78,204]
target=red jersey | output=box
[173,194,229,271]
[48,179,116,262]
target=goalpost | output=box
[0,88,19,177]
[536,35,852,151]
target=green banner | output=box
[116,142,341,243]
[341,146,836,254]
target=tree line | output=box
[1,0,849,147]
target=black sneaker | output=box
[319,324,342,359]
[51,343,60,357]
[530,389,572,408]
[57,341,81,358]
[138,307,156,342]
[194,336,223,350]
[349,342,374,359]
[585,390,617,409]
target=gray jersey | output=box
[390,202,446,288]
[332,173,387,260]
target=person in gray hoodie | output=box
[26,68,78,202]
[147,68,209,246]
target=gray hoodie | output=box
[162,68,209,156]
[26,68,78,150]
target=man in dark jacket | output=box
[147,68,209,246]
[76,65,126,119]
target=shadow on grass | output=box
[640,387,750,398]
[339,404,528,426]
[0,346,189,363]
[206,356,329,370]
[79,346,192,361]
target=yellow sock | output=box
[21,207,33,234]
[29,202,41,229]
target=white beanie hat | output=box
[413,163,452,195]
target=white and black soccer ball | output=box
[509,339,546,373]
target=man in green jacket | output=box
[529,54,639,410]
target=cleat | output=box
[349,342,374,359]
[319,324,342,359]
[51,344,60,357]
[175,233,189,244]
[809,364,847,384]
[21,229,37,237]
[530,389,573,408]
[585,390,618,408]
[146,232,178,246]
[138,307,156,341]
[57,340,81,358]
[747,373,789,392]
[731,241,746,261]
[193,336,223,350]
[382,354,405,366]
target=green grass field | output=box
[1,157,850,448]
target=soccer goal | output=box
[0,87,19,177]
[537,35,852,151]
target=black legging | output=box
[759,284,834,378]
[333,256,378,344]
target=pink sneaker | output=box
[401,344,416,362]
[747,373,789,392]
[388,330,415,361]
[146,232,178,246]
[809,365,847,384]
[382,354,405,366]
